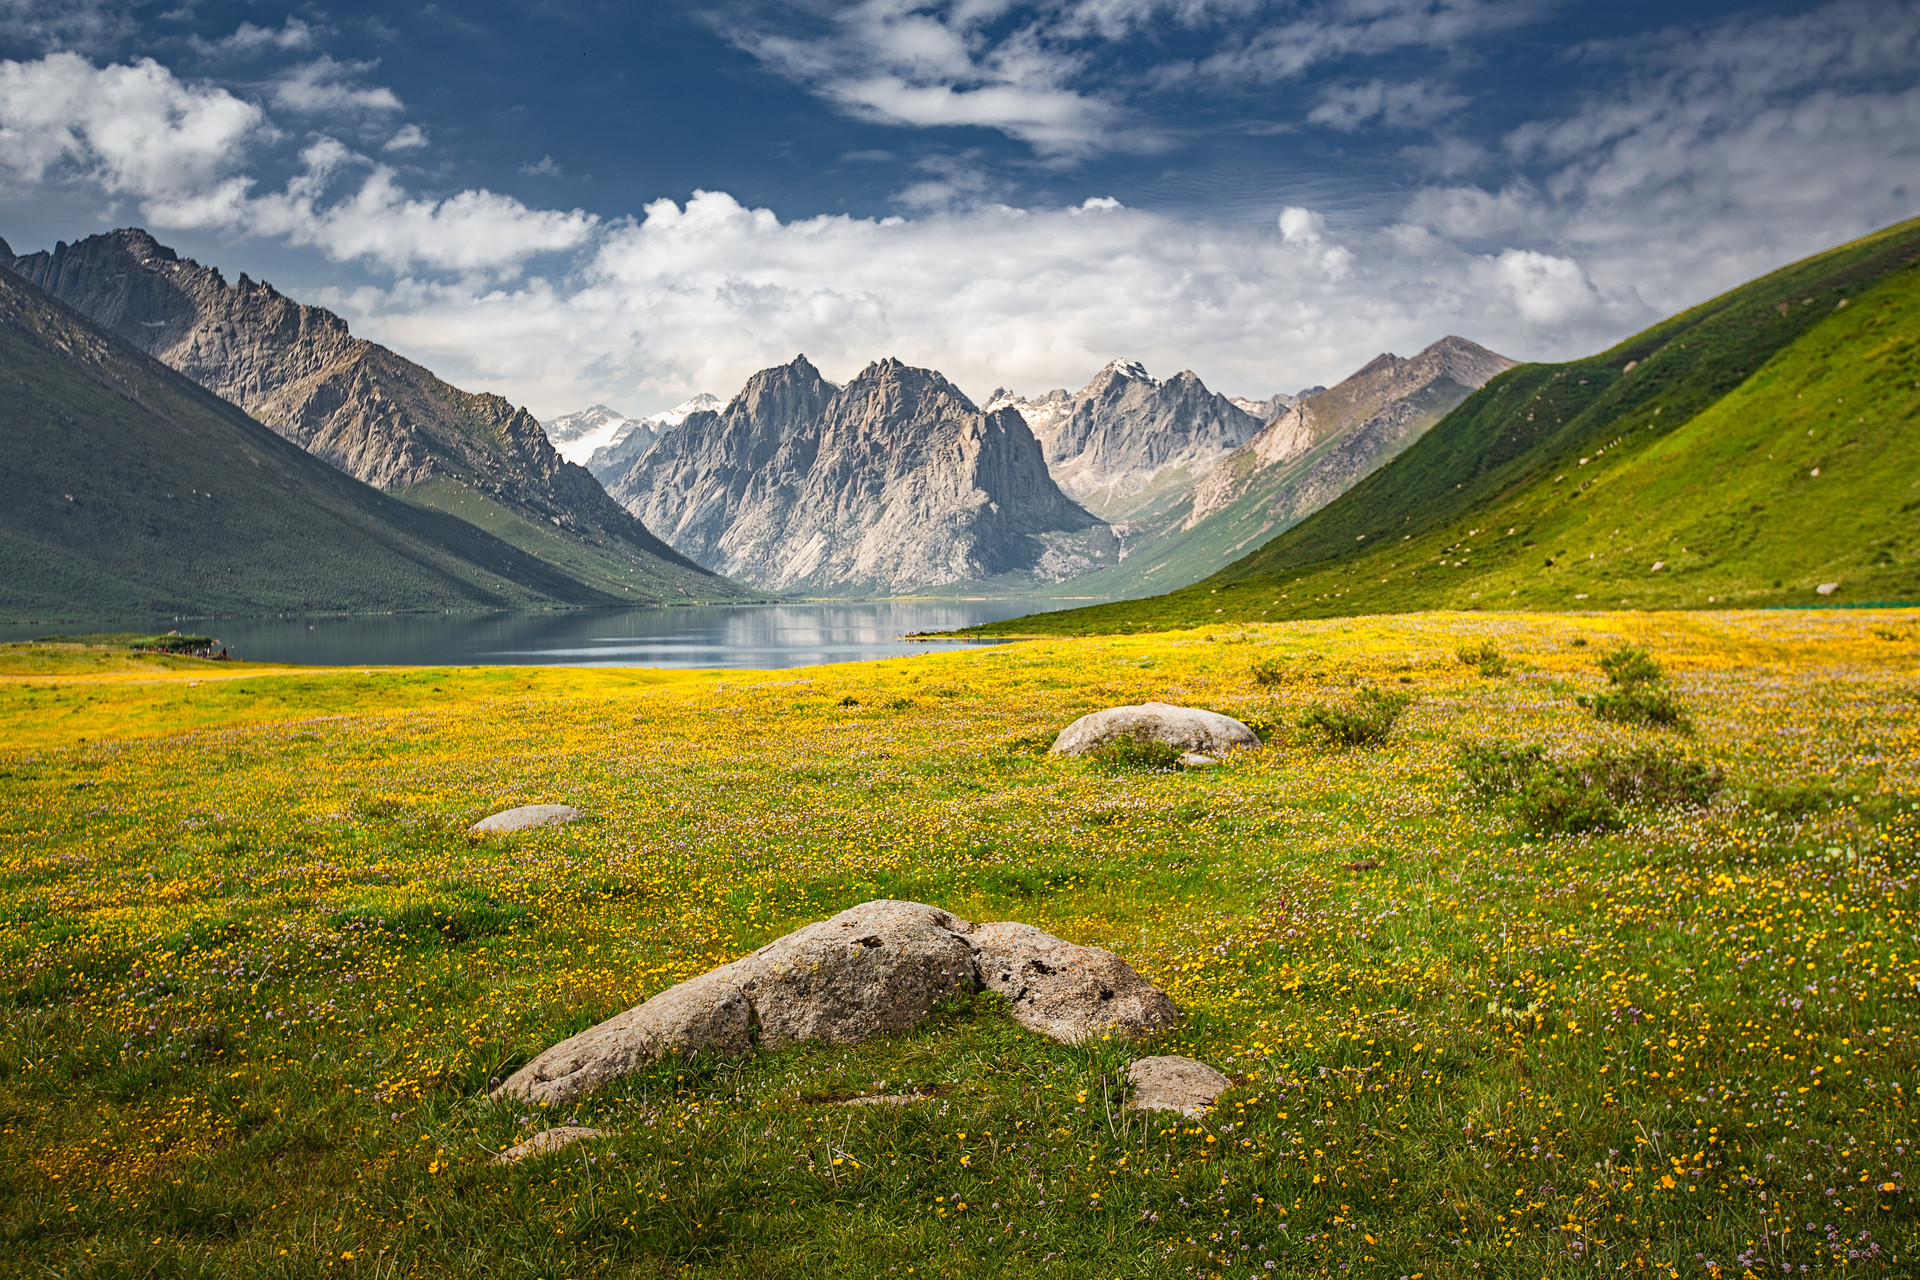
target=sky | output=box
[1,0,1916,426]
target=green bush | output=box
[1300,686,1413,747]
[1457,741,1723,834]
[1250,657,1287,686]
[1083,737,1185,772]
[1456,641,1510,677]
[1588,644,1691,730]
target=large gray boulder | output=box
[1049,702,1259,757]
[494,899,1178,1105]
[971,921,1181,1043]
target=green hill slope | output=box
[0,268,682,624]
[968,216,1920,634]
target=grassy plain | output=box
[2,612,1918,1278]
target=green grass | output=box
[967,216,1920,637]
[2,609,1917,1277]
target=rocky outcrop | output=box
[988,360,1262,518]
[606,357,1101,594]
[5,229,736,604]
[1050,703,1261,757]
[1186,337,1516,529]
[494,899,1178,1105]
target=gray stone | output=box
[1178,752,1218,768]
[1049,702,1259,758]
[1126,1056,1233,1117]
[971,921,1182,1044]
[496,900,979,1105]
[491,1125,608,1165]
[495,899,1180,1105]
[470,804,582,835]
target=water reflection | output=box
[4,599,1093,669]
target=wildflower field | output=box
[3,609,1917,1279]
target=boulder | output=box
[972,921,1182,1043]
[492,1125,608,1165]
[470,804,582,834]
[1178,752,1219,768]
[1050,703,1259,758]
[1126,1056,1232,1117]
[494,899,1179,1105]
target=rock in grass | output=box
[469,804,582,834]
[1126,1056,1232,1117]
[492,1125,608,1164]
[494,899,1179,1105]
[1178,752,1219,768]
[1049,703,1258,758]
[971,921,1182,1044]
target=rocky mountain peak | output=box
[1099,357,1156,384]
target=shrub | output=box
[1083,737,1185,772]
[1250,657,1287,686]
[1589,644,1691,730]
[1301,686,1413,747]
[1513,773,1624,834]
[1457,740,1722,834]
[1456,741,1548,802]
[1456,641,1510,677]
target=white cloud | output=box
[0,51,263,200]
[191,18,316,58]
[272,55,402,114]
[382,123,428,152]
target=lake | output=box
[3,599,1094,668]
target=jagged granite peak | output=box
[1023,360,1262,518]
[1186,336,1516,529]
[607,355,1099,593]
[4,228,734,602]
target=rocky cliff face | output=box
[1185,337,1517,529]
[6,228,736,602]
[607,356,1100,593]
[987,360,1261,518]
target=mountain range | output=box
[549,394,722,466]
[603,356,1103,593]
[0,262,707,622]
[4,229,739,607]
[971,214,1920,634]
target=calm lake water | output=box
[5,600,1095,668]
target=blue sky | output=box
[1,1,1916,430]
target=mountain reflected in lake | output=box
[10,600,1094,668]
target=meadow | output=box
[2,609,1916,1279]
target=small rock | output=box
[1050,702,1259,758]
[491,1125,608,1164]
[972,921,1182,1044]
[1127,1056,1232,1117]
[1343,858,1381,871]
[1178,752,1218,768]
[1816,582,1839,596]
[470,804,582,834]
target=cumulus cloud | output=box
[0,53,592,275]
[382,123,428,152]
[335,188,1630,418]
[0,51,263,200]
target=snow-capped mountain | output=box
[547,393,722,466]
[987,359,1263,518]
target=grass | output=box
[1,609,1918,1278]
[965,215,1920,638]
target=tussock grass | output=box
[1,609,1917,1277]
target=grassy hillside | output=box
[968,216,1920,635]
[0,271,665,624]
[3,610,1917,1276]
